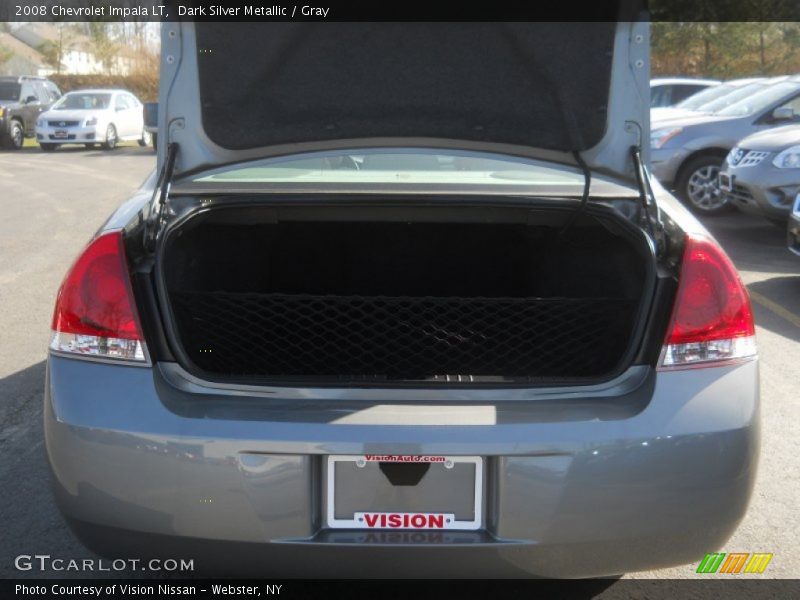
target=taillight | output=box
[50,231,147,362]
[659,235,756,369]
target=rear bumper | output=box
[45,356,760,578]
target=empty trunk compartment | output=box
[159,203,654,385]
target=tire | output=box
[675,154,731,215]
[84,143,97,149]
[39,143,57,152]
[151,132,157,150]
[4,120,24,150]
[102,124,117,150]
[138,129,152,147]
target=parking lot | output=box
[0,146,797,580]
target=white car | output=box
[650,77,720,108]
[35,89,150,151]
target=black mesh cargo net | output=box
[170,291,635,382]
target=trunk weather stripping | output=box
[631,145,666,257]
[144,142,179,253]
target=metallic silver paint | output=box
[45,352,759,577]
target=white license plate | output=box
[719,173,733,192]
[54,130,68,139]
[326,455,483,530]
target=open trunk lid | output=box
[158,10,650,182]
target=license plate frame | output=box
[719,172,733,192]
[53,130,68,139]
[326,455,483,531]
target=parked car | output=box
[0,75,61,150]
[651,78,800,214]
[651,78,767,122]
[719,124,800,225]
[46,21,759,578]
[35,89,151,151]
[650,77,720,108]
[143,101,158,150]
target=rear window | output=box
[0,81,20,102]
[192,149,588,187]
[650,85,672,108]
[670,84,708,104]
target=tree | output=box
[652,22,800,78]
[0,41,11,64]
[87,22,119,74]
[38,24,77,75]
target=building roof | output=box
[0,31,47,67]
[9,22,95,51]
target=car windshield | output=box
[191,149,589,187]
[715,82,800,117]
[53,93,111,110]
[699,82,769,113]
[0,81,21,102]
[675,83,737,110]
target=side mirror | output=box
[772,106,795,121]
[24,95,37,104]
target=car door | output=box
[113,94,132,137]
[774,94,800,123]
[19,81,44,135]
[125,94,144,137]
[753,92,800,134]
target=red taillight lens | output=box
[660,235,756,369]
[50,231,147,362]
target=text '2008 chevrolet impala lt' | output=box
[45,15,759,578]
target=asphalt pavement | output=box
[0,145,797,582]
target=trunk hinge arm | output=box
[631,146,666,257]
[143,142,179,253]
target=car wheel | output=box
[4,120,24,150]
[138,129,152,147]
[39,143,57,152]
[676,155,730,215]
[84,143,97,149]
[102,124,117,150]
[151,132,157,150]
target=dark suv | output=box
[0,76,62,150]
